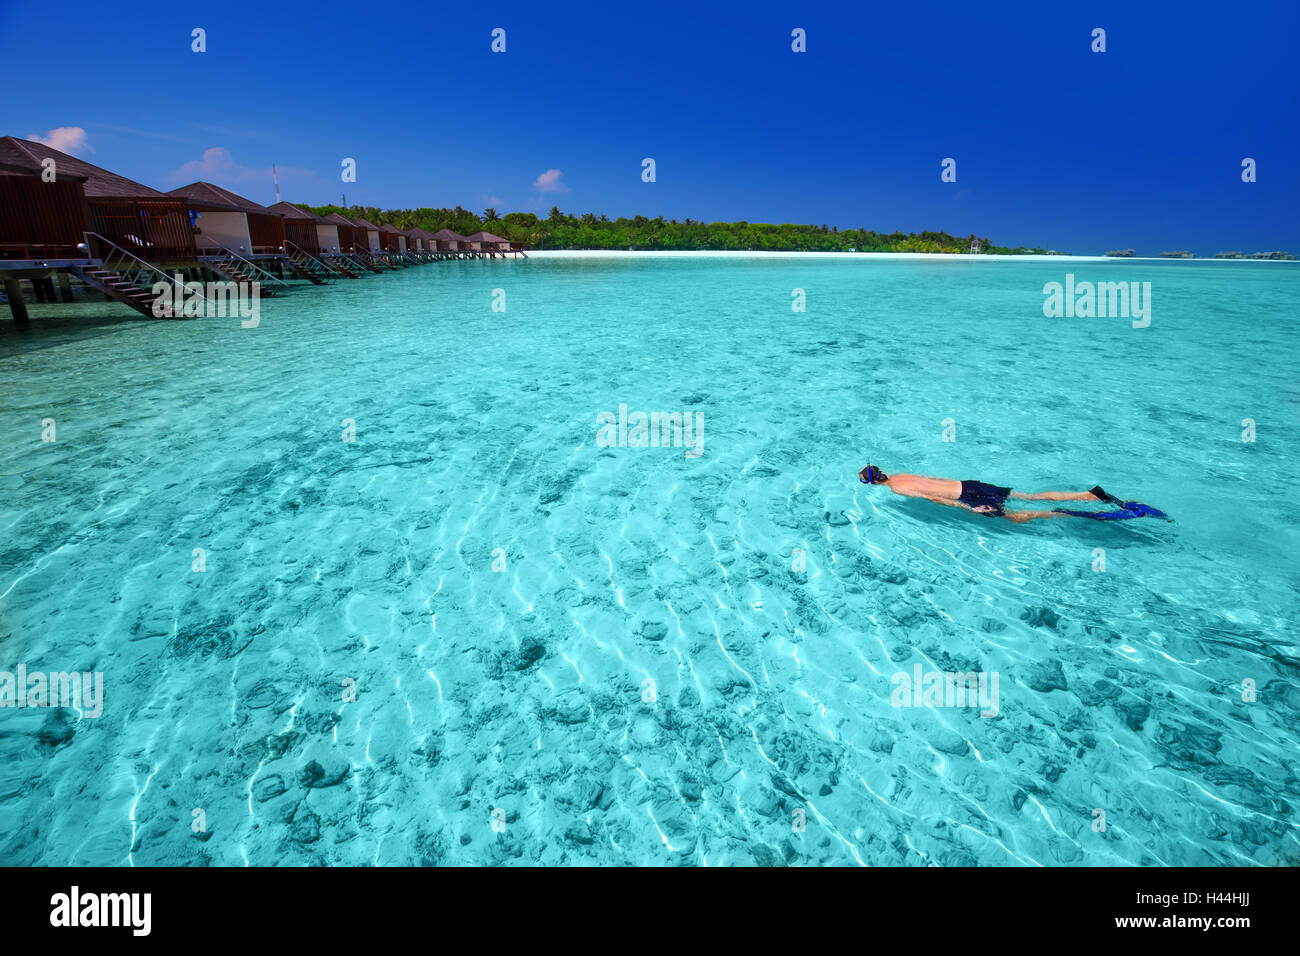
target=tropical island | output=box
[302,204,1054,255]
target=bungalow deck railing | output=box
[84,232,207,305]
[0,242,89,261]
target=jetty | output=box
[0,136,527,323]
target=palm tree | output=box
[483,208,500,222]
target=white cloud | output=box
[532,168,569,193]
[166,147,312,185]
[28,127,93,155]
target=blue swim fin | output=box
[1089,485,1125,506]
[1054,500,1168,521]
[1119,501,1168,519]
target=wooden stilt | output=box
[4,277,30,323]
[56,270,75,302]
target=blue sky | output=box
[2,0,1297,254]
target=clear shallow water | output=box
[1,253,1297,866]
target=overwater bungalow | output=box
[429,228,466,255]
[166,181,285,256]
[1,150,89,262]
[408,226,435,252]
[313,215,384,272]
[351,217,382,252]
[267,201,321,254]
[0,133,522,321]
[0,136,193,260]
[309,212,340,253]
[379,223,406,253]
[464,231,512,255]
[256,202,335,283]
[321,213,359,253]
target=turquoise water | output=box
[1,253,1297,866]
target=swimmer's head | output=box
[859,465,888,485]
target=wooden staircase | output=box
[67,265,161,316]
[70,232,208,319]
[347,250,388,273]
[207,259,279,295]
[282,241,339,283]
[323,254,367,277]
[204,249,288,296]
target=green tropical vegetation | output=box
[301,203,1054,255]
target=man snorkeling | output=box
[857,465,1127,523]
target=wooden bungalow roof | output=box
[322,212,359,227]
[0,136,165,199]
[0,158,88,182]
[351,217,380,231]
[465,231,509,243]
[166,181,271,214]
[379,223,401,233]
[407,227,436,239]
[430,228,468,241]
[266,201,317,221]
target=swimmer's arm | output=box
[922,494,975,511]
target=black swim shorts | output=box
[958,480,1012,516]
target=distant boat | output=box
[1105,248,1136,257]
